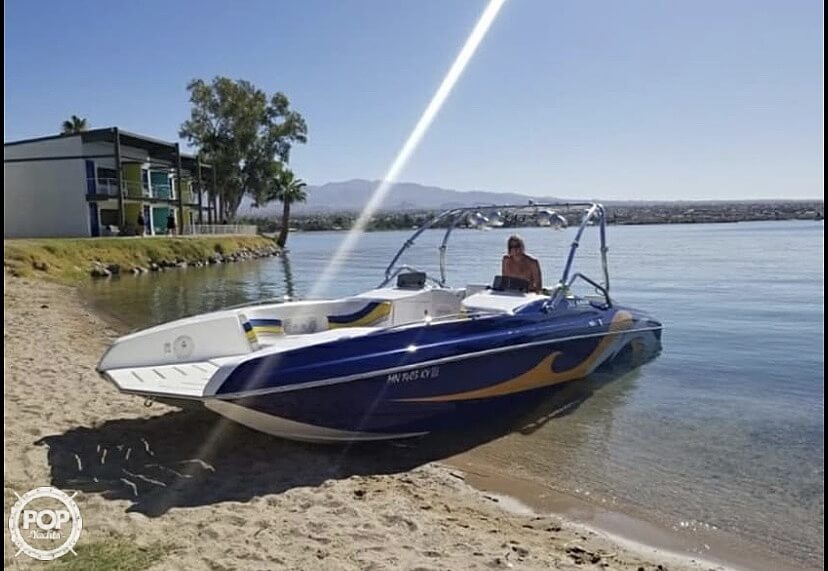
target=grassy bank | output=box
[45,537,173,571]
[3,235,278,284]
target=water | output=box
[85,220,824,567]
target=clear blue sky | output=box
[5,0,823,200]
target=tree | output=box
[179,77,307,221]
[61,115,88,134]
[253,167,307,247]
[274,169,308,247]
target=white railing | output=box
[87,178,176,199]
[149,184,173,199]
[183,224,259,236]
[89,177,120,197]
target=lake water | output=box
[85,220,824,568]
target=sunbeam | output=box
[308,0,507,298]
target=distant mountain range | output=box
[238,179,565,216]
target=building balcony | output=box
[87,178,176,200]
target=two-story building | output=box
[4,127,218,238]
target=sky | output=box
[4,0,823,200]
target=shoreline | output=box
[246,208,824,234]
[2,275,791,570]
[3,235,280,284]
[444,454,804,571]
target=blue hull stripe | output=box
[213,304,662,434]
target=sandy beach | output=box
[4,276,729,570]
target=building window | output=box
[97,167,119,196]
[97,167,117,183]
[99,209,119,227]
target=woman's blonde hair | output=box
[507,235,525,251]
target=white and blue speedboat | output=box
[97,202,662,442]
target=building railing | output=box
[183,224,259,236]
[88,178,181,200]
[90,177,121,197]
[149,184,173,199]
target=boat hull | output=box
[206,308,662,441]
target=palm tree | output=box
[61,115,89,134]
[274,169,307,247]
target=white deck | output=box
[105,361,219,398]
[104,328,380,399]
[462,291,547,313]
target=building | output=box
[4,128,219,238]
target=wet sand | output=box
[444,453,801,571]
[5,276,737,570]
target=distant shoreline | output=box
[241,201,823,233]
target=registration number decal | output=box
[386,366,440,384]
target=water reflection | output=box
[84,257,294,330]
[517,358,644,437]
[280,254,296,300]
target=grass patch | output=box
[4,235,277,285]
[46,537,173,571]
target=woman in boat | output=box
[502,235,542,293]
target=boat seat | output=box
[385,289,463,325]
[327,300,392,329]
[464,284,488,296]
[237,309,288,349]
[251,327,378,354]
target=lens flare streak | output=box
[309,0,507,297]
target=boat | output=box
[97,202,663,442]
